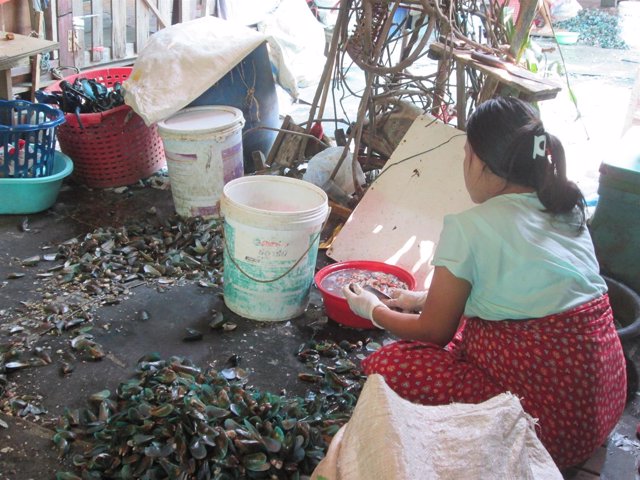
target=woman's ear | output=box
[468,148,486,171]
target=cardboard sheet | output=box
[327,114,475,289]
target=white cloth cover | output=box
[123,16,267,126]
[311,375,563,480]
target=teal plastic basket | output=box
[0,100,65,178]
[0,151,73,214]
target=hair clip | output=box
[532,134,546,159]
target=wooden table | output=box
[0,32,59,100]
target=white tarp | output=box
[311,375,563,480]
[256,0,326,97]
[123,16,267,126]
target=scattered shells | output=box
[183,328,203,342]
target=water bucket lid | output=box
[158,106,244,134]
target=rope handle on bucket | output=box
[222,207,331,284]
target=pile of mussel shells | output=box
[0,214,225,392]
[52,214,224,292]
[54,346,367,480]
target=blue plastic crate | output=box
[0,100,65,178]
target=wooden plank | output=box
[0,69,12,100]
[91,0,104,62]
[29,9,44,101]
[456,62,466,130]
[429,42,561,101]
[142,0,169,28]
[111,0,127,59]
[0,34,59,70]
[136,0,151,53]
[29,5,45,39]
[158,0,172,28]
[56,0,75,68]
[265,116,308,168]
[178,0,196,22]
[478,0,538,102]
[45,0,58,61]
[72,0,84,67]
[202,0,215,16]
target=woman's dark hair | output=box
[466,96,586,228]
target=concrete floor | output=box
[0,183,381,478]
[0,171,639,479]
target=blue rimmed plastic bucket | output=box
[0,152,73,214]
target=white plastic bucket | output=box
[157,106,245,217]
[221,176,329,321]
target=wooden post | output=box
[172,0,180,24]
[71,0,84,66]
[136,0,151,53]
[91,0,104,62]
[112,0,127,59]
[177,0,196,22]
[142,0,170,29]
[456,61,466,130]
[15,0,29,35]
[45,0,58,61]
[28,6,44,101]
[56,0,74,68]
[158,0,172,28]
[0,69,12,100]
[478,0,538,103]
[203,0,215,16]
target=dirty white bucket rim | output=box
[222,176,328,227]
[158,105,244,135]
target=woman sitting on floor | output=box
[343,96,626,470]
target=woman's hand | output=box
[384,289,428,312]
[364,267,471,346]
[342,284,388,328]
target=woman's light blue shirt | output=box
[432,193,607,320]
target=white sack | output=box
[123,16,267,126]
[303,147,365,196]
[311,374,563,480]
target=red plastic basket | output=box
[314,260,416,329]
[44,68,165,188]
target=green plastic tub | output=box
[555,31,579,45]
[0,151,73,214]
[590,128,640,294]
